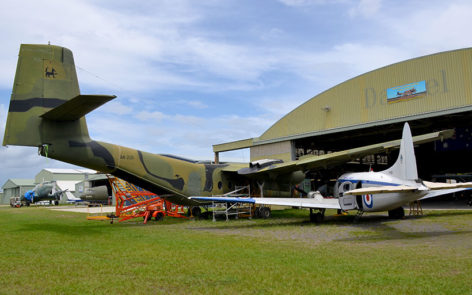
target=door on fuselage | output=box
[338,181,356,211]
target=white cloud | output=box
[348,0,382,18]
[186,100,208,109]
[386,3,472,54]
[101,101,133,115]
[135,111,168,122]
[278,0,344,6]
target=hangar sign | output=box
[386,81,426,103]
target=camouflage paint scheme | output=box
[3,45,452,206]
[3,45,305,206]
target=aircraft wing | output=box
[237,129,454,176]
[422,181,472,190]
[189,196,341,209]
[343,185,418,195]
[344,181,472,196]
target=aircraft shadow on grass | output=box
[336,225,472,243]
[188,211,472,242]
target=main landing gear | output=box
[309,208,325,223]
[188,206,202,218]
[388,207,405,219]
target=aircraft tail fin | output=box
[382,123,418,181]
[2,44,114,147]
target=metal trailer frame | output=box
[210,186,253,221]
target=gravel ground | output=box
[184,210,472,249]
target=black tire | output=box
[191,206,202,218]
[254,207,261,218]
[388,207,405,219]
[155,212,164,221]
[310,212,324,223]
[201,211,212,220]
[260,207,271,219]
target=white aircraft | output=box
[191,123,472,222]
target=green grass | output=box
[1,207,472,294]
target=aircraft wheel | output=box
[191,206,202,218]
[310,212,324,223]
[201,211,212,220]
[260,207,271,219]
[54,201,59,206]
[155,212,164,221]
[388,207,405,219]
[25,202,30,207]
[254,207,261,218]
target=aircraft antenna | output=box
[76,66,125,93]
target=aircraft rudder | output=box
[382,122,419,180]
[3,44,82,147]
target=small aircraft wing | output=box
[422,181,472,190]
[238,129,454,176]
[189,196,341,209]
[344,181,472,196]
[343,185,418,195]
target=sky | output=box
[1,0,472,188]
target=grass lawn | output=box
[0,206,471,294]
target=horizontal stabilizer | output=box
[344,185,418,195]
[41,94,116,121]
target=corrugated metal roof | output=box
[11,179,35,185]
[257,47,472,143]
[2,179,35,189]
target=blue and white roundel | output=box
[363,194,373,208]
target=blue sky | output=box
[1,0,472,187]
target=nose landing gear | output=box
[309,208,325,223]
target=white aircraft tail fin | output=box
[382,123,418,181]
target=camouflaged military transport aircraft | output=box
[3,44,469,221]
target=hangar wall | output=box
[259,48,472,144]
[250,141,295,162]
[214,48,472,164]
[1,179,35,204]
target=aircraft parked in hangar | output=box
[3,44,471,221]
[22,181,66,206]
